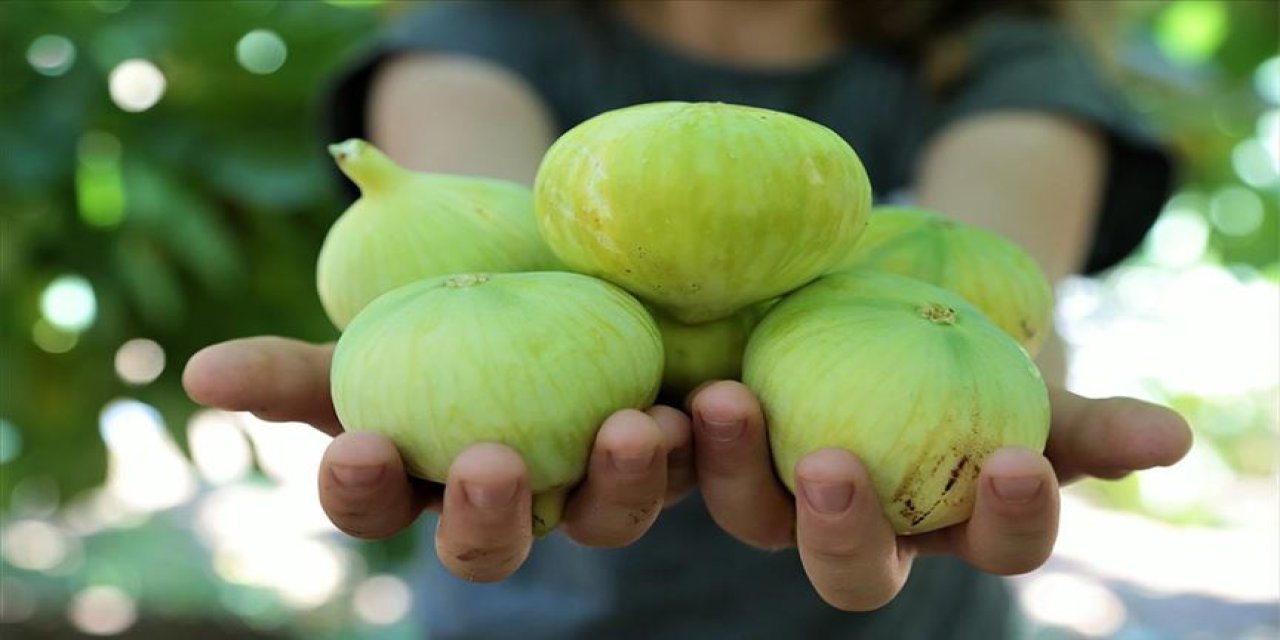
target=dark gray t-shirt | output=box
[323,3,1174,638]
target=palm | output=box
[184,336,1191,605]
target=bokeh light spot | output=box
[236,30,287,75]
[0,419,21,464]
[1257,109,1280,171]
[187,410,252,485]
[27,35,77,76]
[1209,186,1265,237]
[1146,206,1209,268]
[99,399,163,452]
[33,318,79,353]
[1233,138,1280,188]
[100,399,197,512]
[1255,56,1280,105]
[40,275,96,332]
[1155,0,1228,64]
[353,574,413,625]
[1018,572,1128,637]
[213,538,347,609]
[114,339,166,385]
[1,520,70,572]
[68,585,137,636]
[108,59,166,112]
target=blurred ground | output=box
[1014,486,1280,640]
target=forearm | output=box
[366,53,556,184]
[914,111,1107,385]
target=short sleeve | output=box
[934,15,1177,274]
[320,1,577,152]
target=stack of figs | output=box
[319,102,1051,536]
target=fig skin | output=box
[651,302,771,403]
[534,101,872,324]
[744,270,1050,535]
[836,206,1055,355]
[330,271,664,535]
[317,139,560,329]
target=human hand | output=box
[685,380,1193,611]
[183,336,695,582]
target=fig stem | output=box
[531,488,570,538]
[919,303,957,325]
[327,138,407,194]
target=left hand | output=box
[685,380,1193,611]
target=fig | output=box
[534,102,872,324]
[652,302,770,402]
[316,139,560,329]
[743,270,1050,535]
[330,271,664,535]
[836,206,1054,354]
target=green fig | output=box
[534,102,871,324]
[652,302,771,402]
[317,139,560,329]
[744,270,1050,535]
[331,271,664,535]
[836,206,1055,354]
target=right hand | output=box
[182,336,696,582]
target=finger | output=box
[561,409,667,547]
[435,443,533,583]
[691,381,795,549]
[183,337,341,435]
[318,431,432,538]
[795,449,912,612]
[1046,389,1193,484]
[914,447,1059,575]
[648,405,695,504]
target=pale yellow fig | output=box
[316,139,560,329]
[652,302,770,401]
[534,102,872,324]
[836,206,1054,354]
[744,270,1050,535]
[331,271,664,536]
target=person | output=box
[183,1,1194,637]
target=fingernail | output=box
[992,476,1042,504]
[802,480,854,514]
[331,464,384,488]
[699,417,743,442]
[611,448,656,473]
[463,481,518,509]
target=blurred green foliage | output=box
[2,0,391,507]
[0,0,1276,517]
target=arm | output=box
[915,111,1107,386]
[365,53,556,184]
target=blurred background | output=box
[0,1,1276,638]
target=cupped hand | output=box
[686,380,1193,611]
[182,336,696,582]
